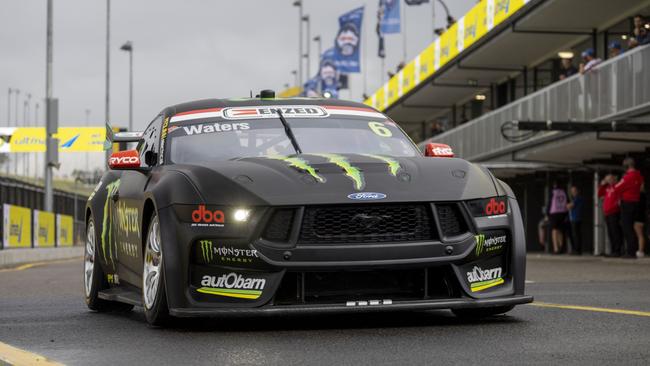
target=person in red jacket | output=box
[614,157,644,258]
[598,174,623,257]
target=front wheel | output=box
[84,218,133,312]
[142,213,170,326]
[452,305,514,318]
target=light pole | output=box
[44,0,54,211]
[6,88,11,124]
[293,0,303,87]
[14,89,19,176]
[313,35,321,66]
[120,41,133,132]
[105,0,111,168]
[85,108,90,172]
[34,101,39,179]
[24,94,31,177]
[302,15,310,80]
[291,70,298,87]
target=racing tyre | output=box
[142,213,170,326]
[452,305,514,318]
[84,218,134,312]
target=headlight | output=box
[233,209,251,222]
[466,196,508,217]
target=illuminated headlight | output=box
[233,209,251,222]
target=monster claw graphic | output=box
[362,154,401,176]
[266,155,326,183]
[313,153,365,190]
[101,179,121,268]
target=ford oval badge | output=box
[347,192,387,200]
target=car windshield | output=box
[165,111,419,164]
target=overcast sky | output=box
[0,0,473,176]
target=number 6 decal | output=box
[368,122,392,137]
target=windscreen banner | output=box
[56,214,74,247]
[2,204,32,248]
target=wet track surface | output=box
[1,256,649,365]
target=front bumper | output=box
[169,295,533,317]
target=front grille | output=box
[262,209,295,242]
[436,203,468,237]
[299,204,436,244]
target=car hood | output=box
[169,153,498,206]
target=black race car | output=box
[84,91,532,325]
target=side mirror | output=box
[144,150,158,167]
[424,143,454,158]
[108,149,141,170]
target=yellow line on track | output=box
[0,341,64,366]
[530,302,650,318]
[0,257,81,273]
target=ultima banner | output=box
[0,127,106,153]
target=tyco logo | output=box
[191,205,225,227]
[485,198,507,215]
[198,273,266,300]
[466,266,504,292]
[475,233,507,256]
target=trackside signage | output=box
[221,106,329,120]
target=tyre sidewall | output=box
[143,214,169,326]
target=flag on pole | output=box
[333,6,364,73]
[405,0,429,5]
[379,0,400,34]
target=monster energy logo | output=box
[200,240,214,262]
[101,179,121,268]
[314,153,365,190]
[266,155,325,183]
[362,154,401,176]
[475,234,485,256]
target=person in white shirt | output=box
[579,48,602,74]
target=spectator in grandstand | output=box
[609,41,624,58]
[559,58,578,80]
[566,185,584,255]
[629,15,650,49]
[635,187,646,258]
[579,48,602,74]
[547,181,568,254]
[429,121,444,137]
[599,174,623,257]
[613,157,644,259]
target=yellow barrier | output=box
[365,0,530,111]
[56,214,74,247]
[2,204,32,248]
[33,210,55,248]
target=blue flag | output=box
[319,48,340,98]
[333,6,364,73]
[379,0,400,34]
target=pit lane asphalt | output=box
[1,255,649,365]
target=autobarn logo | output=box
[191,205,225,228]
[222,106,329,120]
[199,273,266,300]
[466,266,504,292]
[475,232,507,256]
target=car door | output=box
[113,115,163,287]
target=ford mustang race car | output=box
[84,91,533,325]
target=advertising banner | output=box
[2,204,32,248]
[334,6,364,73]
[0,127,106,153]
[379,0,400,34]
[33,210,55,248]
[56,214,74,247]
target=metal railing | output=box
[422,45,650,161]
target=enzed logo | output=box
[222,106,329,120]
[466,266,504,292]
[475,233,507,256]
[191,205,225,227]
[199,240,214,262]
[198,273,266,300]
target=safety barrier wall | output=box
[0,177,87,249]
[423,44,650,161]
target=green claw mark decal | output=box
[475,234,485,257]
[313,153,365,190]
[266,155,325,183]
[101,179,121,268]
[200,240,214,263]
[362,154,401,176]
